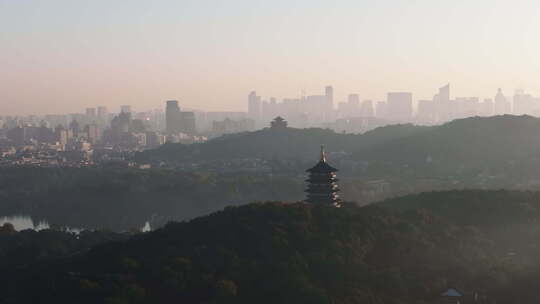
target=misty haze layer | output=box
[2,0,540,114]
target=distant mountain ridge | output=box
[356,114,540,164]
[138,115,540,166]
[136,123,428,162]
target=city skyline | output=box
[3,0,540,115]
[0,84,531,117]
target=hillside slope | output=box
[4,190,540,303]
[357,115,540,165]
[138,115,540,167]
[136,123,428,162]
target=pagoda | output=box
[305,146,341,207]
[270,116,288,129]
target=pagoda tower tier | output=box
[305,146,341,207]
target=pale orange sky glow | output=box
[2,0,540,115]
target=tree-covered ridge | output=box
[356,114,540,164]
[138,115,540,165]
[134,115,540,194]
[136,123,427,162]
[0,226,128,268]
[4,190,540,303]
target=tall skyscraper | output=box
[434,84,451,122]
[166,100,181,134]
[325,86,334,110]
[494,88,510,115]
[248,91,261,122]
[438,84,450,102]
[386,92,413,121]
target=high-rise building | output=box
[434,84,452,122]
[360,100,374,117]
[69,120,80,137]
[325,86,334,110]
[480,98,494,117]
[117,112,131,133]
[146,131,166,148]
[437,84,450,102]
[494,88,510,115]
[248,91,261,123]
[110,112,131,136]
[386,92,413,121]
[513,89,533,115]
[180,111,196,134]
[86,108,97,119]
[348,94,360,104]
[54,125,68,147]
[417,100,436,123]
[166,100,181,134]
[345,94,361,117]
[97,106,108,119]
[86,123,99,144]
[376,101,387,118]
[120,105,132,114]
[305,146,340,207]
[455,97,479,118]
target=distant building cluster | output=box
[246,84,533,133]
[415,84,515,124]
[248,86,337,129]
[1,83,538,168]
[0,102,210,167]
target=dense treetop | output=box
[136,123,427,162]
[138,115,540,165]
[3,190,540,303]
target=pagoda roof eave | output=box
[306,161,339,173]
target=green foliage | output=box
[3,190,540,303]
[136,124,427,163]
[0,229,128,268]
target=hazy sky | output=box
[2,0,540,115]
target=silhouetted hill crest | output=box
[6,190,540,303]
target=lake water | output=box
[0,215,51,231]
[0,215,152,233]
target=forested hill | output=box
[137,115,540,165]
[135,123,427,162]
[5,189,540,303]
[356,114,540,164]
